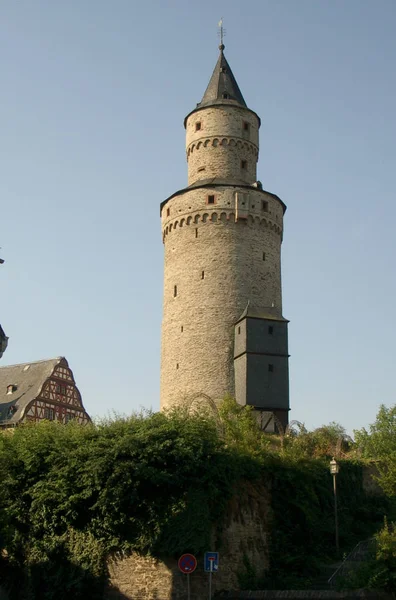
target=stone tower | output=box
[160,43,290,429]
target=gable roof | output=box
[0,357,64,424]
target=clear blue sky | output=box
[2,0,395,434]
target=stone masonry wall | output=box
[160,186,284,411]
[185,106,260,185]
[106,482,271,600]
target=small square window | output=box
[166,207,170,217]
[241,160,247,170]
[268,364,274,373]
[222,92,229,99]
[207,195,215,205]
[268,326,274,335]
[195,122,201,131]
[262,200,269,212]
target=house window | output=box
[166,207,170,217]
[241,160,247,170]
[268,326,274,335]
[207,195,215,205]
[268,364,274,373]
[44,407,55,421]
[262,200,269,212]
[195,122,202,131]
[243,121,250,132]
[65,413,74,423]
[174,285,177,297]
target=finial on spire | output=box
[218,18,225,50]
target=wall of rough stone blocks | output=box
[160,185,284,411]
[185,105,260,186]
[106,482,271,600]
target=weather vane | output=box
[218,18,226,48]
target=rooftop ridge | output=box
[0,356,64,370]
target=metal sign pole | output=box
[187,573,190,600]
[208,561,213,600]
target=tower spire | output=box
[198,24,247,109]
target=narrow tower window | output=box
[198,166,206,172]
[241,160,247,170]
[176,363,179,370]
[268,364,274,372]
[243,121,250,132]
[195,122,202,131]
[262,200,269,212]
[174,285,177,297]
[181,325,183,333]
[201,271,205,280]
[268,326,274,335]
[263,252,266,261]
[166,207,170,217]
[222,92,229,99]
[238,326,241,334]
[207,195,215,205]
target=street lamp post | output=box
[330,457,340,553]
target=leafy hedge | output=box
[0,408,392,598]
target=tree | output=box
[354,404,396,496]
[218,396,270,456]
[284,422,353,459]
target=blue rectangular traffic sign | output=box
[204,551,219,572]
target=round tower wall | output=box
[160,186,283,411]
[185,106,259,186]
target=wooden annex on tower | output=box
[0,357,90,428]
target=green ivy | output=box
[0,406,392,598]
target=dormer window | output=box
[6,384,17,394]
[220,66,227,73]
[222,93,229,99]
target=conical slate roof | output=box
[198,45,247,108]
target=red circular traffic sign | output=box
[178,553,197,574]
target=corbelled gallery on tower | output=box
[160,42,290,430]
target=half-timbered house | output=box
[0,357,90,427]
